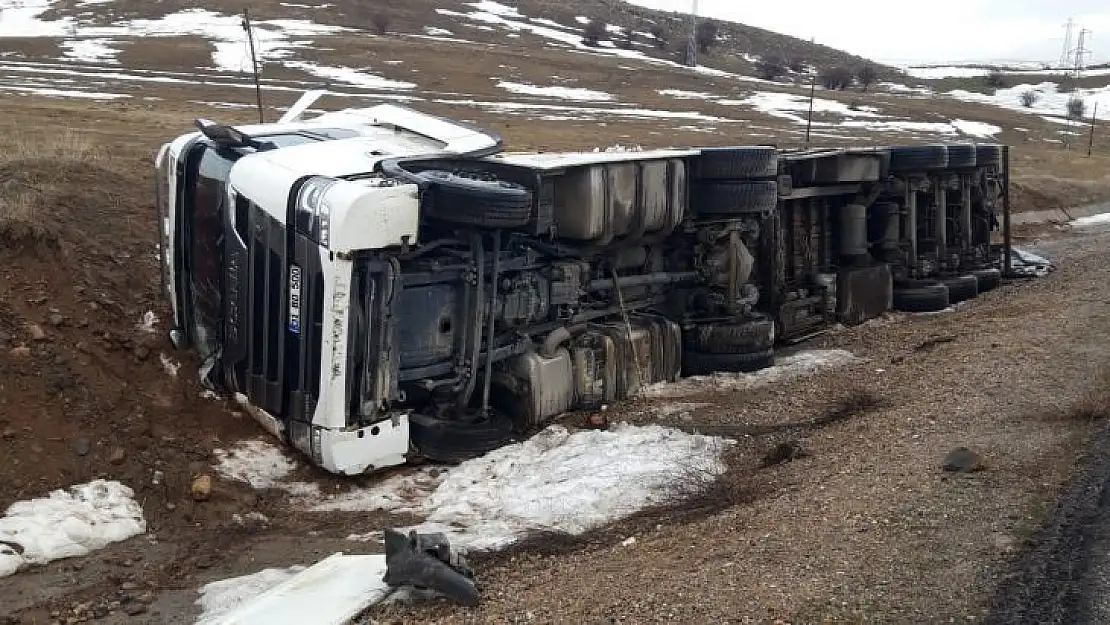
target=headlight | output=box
[294,176,339,247]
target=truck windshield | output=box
[184,144,237,358]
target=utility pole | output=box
[242,7,265,123]
[685,0,698,67]
[1089,102,1099,157]
[804,37,816,148]
[1059,19,1075,70]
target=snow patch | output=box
[315,423,733,552]
[60,38,121,64]
[1070,213,1110,227]
[0,480,146,578]
[903,65,991,79]
[212,439,316,495]
[643,350,858,398]
[738,91,884,121]
[948,81,1110,121]
[496,80,613,101]
[659,89,717,99]
[951,119,1002,137]
[283,61,417,90]
[136,310,158,334]
[159,353,180,377]
[431,98,733,123]
[0,84,127,100]
[467,0,523,18]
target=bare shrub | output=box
[370,12,390,35]
[756,54,787,81]
[582,18,606,47]
[695,19,718,53]
[1067,96,1087,120]
[649,24,667,49]
[985,68,1006,88]
[616,27,634,50]
[787,56,806,73]
[820,65,854,90]
[1020,90,1039,107]
[1032,367,1110,423]
[857,64,878,92]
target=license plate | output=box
[288,264,302,335]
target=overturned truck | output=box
[157,96,1012,475]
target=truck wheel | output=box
[684,318,775,353]
[975,144,1002,167]
[408,412,514,463]
[888,145,948,172]
[946,143,976,169]
[972,267,1001,292]
[420,170,533,228]
[892,283,949,313]
[695,180,779,215]
[942,274,979,303]
[682,348,775,376]
[696,147,778,180]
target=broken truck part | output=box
[383,529,479,607]
[156,97,1013,475]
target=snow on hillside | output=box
[905,64,1110,79]
[948,81,1110,121]
[0,0,1070,140]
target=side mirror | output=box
[194,118,250,148]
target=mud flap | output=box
[383,529,480,607]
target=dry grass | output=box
[1058,368,1110,423]
[0,130,111,250]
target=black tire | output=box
[696,147,778,180]
[408,413,514,463]
[684,318,775,353]
[942,274,979,303]
[972,267,1001,292]
[682,348,775,376]
[946,143,976,168]
[695,180,779,215]
[419,170,533,228]
[888,145,948,172]
[975,144,1002,167]
[892,283,950,313]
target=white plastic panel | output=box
[198,553,392,625]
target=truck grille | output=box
[233,203,324,427]
[244,209,288,416]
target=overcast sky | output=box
[625,0,1110,67]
